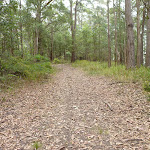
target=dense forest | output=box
[0,0,150,72]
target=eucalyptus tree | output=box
[125,0,135,69]
[145,0,150,67]
[69,0,80,62]
[45,1,69,60]
[141,6,146,65]
[136,0,141,67]
[107,0,111,67]
[91,6,107,61]
[26,0,54,55]
[113,0,118,65]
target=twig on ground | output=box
[102,100,113,111]
[109,81,129,85]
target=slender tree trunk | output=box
[64,36,66,60]
[98,28,101,61]
[34,1,41,55]
[107,0,111,67]
[9,0,14,56]
[136,0,141,67]
[141,8,146,65]
[125,0,135,69]
[146,1,150,67]
[70,0,78,63]
[113,0,118,66]
[34,28,38,55]
[10,28,14,56]
[124,38,127,65]
[19,0,23,57]
[70,0,74,62]
[93,32,96,60]
[50,27,54,61]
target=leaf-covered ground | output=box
[0,64,149,150]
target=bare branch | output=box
[42,0,53,10]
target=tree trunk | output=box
[50,27,54,61]
[141,8,146,65]
[125,0,135,69]
[107,0,111,67]
[34,0,42,55]
[70,0,78,63]
[34,28,38,55]
[10,28,14,56]
[113,0,118,66]
[136,0,141,67]
[146,1,150,67]
[98,29,101,61]
[20,0,23,58]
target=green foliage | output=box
[32,55,49,62]
[0,56,53,89]
[73,60,150,87]
[1,57,29,77]
[53,58,61,64]
[32,141,42,150]
[144,82,150,92]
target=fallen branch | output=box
[125,139,143,143]
[109,81,129,85]
[102,100,113,111]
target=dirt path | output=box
[0,64,150,150]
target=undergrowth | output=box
[53,58,69,64]
[73,60,150,93]
[0,55,53,90]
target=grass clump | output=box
[144,81,150,92]
[73,60,150,89]
[32,141,42,150]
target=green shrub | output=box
[0,57,53,89]
[1,57,30,77]
[53,58,60,64]
[34,54,49,62]
[144,82,150,92]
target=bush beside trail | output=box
[0,55,53,89]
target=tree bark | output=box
[50,27,54,61]
[34,28,38,55]
[107,0,111,67]
[70,0,79,63]
[34,0,42,55]
[20,0,23,57]
[98,28,101,61]
[113,0,118,66]
[146,1,150,67]
[136,0,141,67]
[140,7,146,65]
[125,0,135,69]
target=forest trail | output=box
[0,64,150,150]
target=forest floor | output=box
[0,64,150,150]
